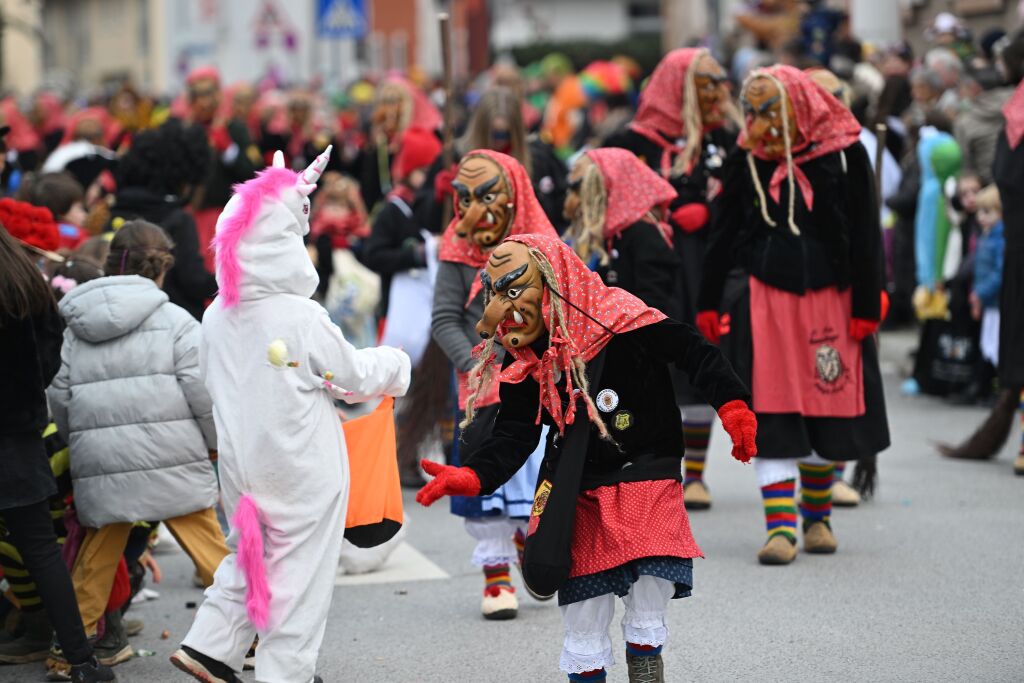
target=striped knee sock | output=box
[483,564,511,593]
[626,643,663,657]
[568,669,607,681]
[513,527,526,565]
[682,420,712,485]
[761,479,797,541]
[799,462,834,528]
[833,462,846,483]
[0,541,43,612]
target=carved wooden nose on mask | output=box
[476,297,508,339]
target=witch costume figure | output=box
[418,234,757,683]
[697,64,890,566]
[605,47,736,510]
[430,149,560,620]
[170,149,410,683]
[564,147,679,317]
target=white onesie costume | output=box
[181,150,411,683]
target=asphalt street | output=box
[2,330,1022,682]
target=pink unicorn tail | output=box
[233,494,271,630]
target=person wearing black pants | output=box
[0,225,114,682]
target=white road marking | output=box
[335,542,449,586]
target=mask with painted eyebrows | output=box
[692,53,729,128]
[452,155,514,249]
[740,76,799,160]
[475,240,546,350]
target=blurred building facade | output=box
[0,0,1019,98]
[0,0,44,95]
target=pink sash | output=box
[749,277,864,417]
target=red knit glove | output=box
[209,126,233,154]
[849,318,879,341]
[434,166,457,203]
[696,311,721,344]
[416,460,481,506]
[880,290,890,322]
[670,203,710,233]
[717,399,757,463]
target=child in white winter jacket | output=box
[171,149,410,683]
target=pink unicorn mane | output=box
[213,166,298,308]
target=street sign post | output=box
[317,0,366,39]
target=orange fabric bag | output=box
[342,397,404,548]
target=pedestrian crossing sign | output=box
[317,0,366,39]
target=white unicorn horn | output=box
[272,150,285,168]
[301,144,333,185]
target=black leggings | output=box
[2,499,92,665]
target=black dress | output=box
[0,304,62,510]
[698,143,890,461]
[993,129,1024,389]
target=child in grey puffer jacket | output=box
[47,221,229,652]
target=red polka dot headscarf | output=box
[584,147,677,242]
[495,233,666,433]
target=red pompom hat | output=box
[391,126,442,182]
[0,197,60,252]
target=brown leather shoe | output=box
[683,480,712,510]
[803,521,838,554]
[757,534,797,565]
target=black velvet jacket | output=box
[464,319,750,495]
[595,221,681,319]
[698,141,883,321]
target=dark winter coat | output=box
[363,195,427,318]
[0,303,63,509]
[108,187,218,320]
[196,119,259,211]
[993,130,1024,388]
[954,87,1013,185]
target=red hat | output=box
[186,66,221,87]
[0,197,59,252]
[391,126,441,182]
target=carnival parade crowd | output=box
[1,5,1023,682]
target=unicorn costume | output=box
[173,149,410,683]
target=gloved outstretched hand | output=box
[415,460,481,507]
[717,399,758,463]
[849,318,879,341]
[434,166,457,203]
[670,203,710,233]
[696,311,721,344]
